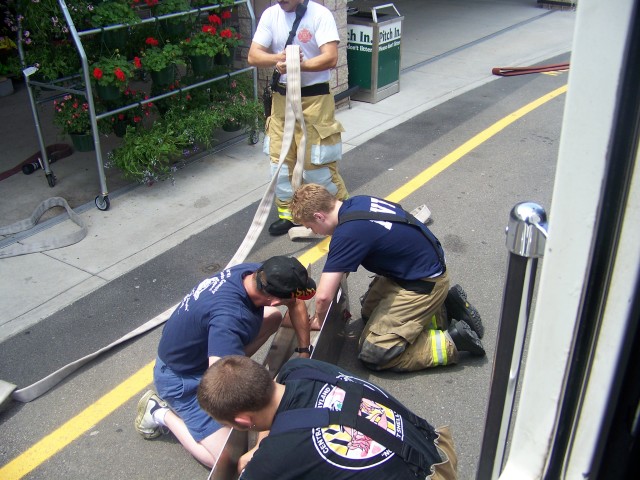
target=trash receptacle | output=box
[347,4,403,104]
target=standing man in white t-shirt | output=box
[248,0,349,236]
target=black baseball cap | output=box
[256,256,316,300]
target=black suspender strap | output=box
[270,0,310,90]
[271,367,441,477]
[337,202,447,273]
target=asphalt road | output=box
[0,52,569,480]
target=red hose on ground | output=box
[492,63,570,76]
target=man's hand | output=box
[275,49,304,75]
[237,445,258,475]
[309,313,323,331]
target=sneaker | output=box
[445,284,485,338]
[447,320,485,356]
[135,390,167,439]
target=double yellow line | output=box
[0,85,567,479]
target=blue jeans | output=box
[154,357,221,441]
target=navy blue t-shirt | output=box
[240,358,439,480]
[157,263,263,374]
[324,196,444,280]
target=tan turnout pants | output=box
[264,91,349,220]
[358,272,458,371]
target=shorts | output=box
[154,357,222,442]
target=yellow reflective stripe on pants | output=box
[277,205,293,220]
[431,314,438,330]
[430,329,449,366]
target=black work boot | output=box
[447,320,485,356]
[445,284,485,338]
[268,219,295,236]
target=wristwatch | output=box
[294,345,314,355]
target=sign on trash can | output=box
[347,3,404,103]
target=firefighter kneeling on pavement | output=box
[290,183,486,371]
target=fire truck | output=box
[477,1,640,478]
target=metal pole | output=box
[477,202,548,480]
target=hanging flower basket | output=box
[70,133,95,152]
[222,120,242,132]
[150,65,175,86]
[214,47,235,67]
[113,119,130,137]
[189,55,215,76]
[160,19,188,40]
[95,83,121,101]
[102,29,128,52]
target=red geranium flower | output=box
[221,10,232,20]
[93,67,104,80]
[145,37,159,46]
[114,68,126,81]
[202,25,216,34]
[220,28,233,39]
[133,56,142,69]
[208,14,222,26]
[145,0,158,6]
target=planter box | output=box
[0,77,14,97]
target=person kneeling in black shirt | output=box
[198,355,458,479]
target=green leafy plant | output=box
[25,41,81,82]
[153,0,191,16]
[91,54,134,88]
[100,87,154,136]
[139,40,185,71]
[217,26,241,56]
[191,0,235,7]
[181,27,223,57]
[0,35,21,77]
[91,1,141,27]
[110,118,190,184]
[53,94,91,134]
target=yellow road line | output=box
[0,362,155,480]
[387,85,567,203]
[0,84,567,479]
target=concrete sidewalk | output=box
[0,1,576,343]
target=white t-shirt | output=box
[252,1,339,87]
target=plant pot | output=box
[95,84,121,102]
[189,55,214,76]
[70,133,95,152]
[150,65,175,86]
[102,29,128,52]
[160,19,188,40]
[0,76,14,97]
[222,120,243,132]
[215,48,235,67]
[113,120,130,138]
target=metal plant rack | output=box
[18,1,258,211]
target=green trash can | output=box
[347,4,403,104]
